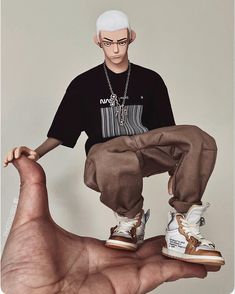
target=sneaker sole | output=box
[105,239,138,251]
[162,247,225,266]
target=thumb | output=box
[163,259,208,281]
[139,258,207,293]
[10,155,50,230]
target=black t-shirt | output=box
[47,61,176,156]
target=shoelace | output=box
[114,213,140,234]
[181,218,215,248]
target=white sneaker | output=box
[105,208,150,251]
[162,202,225,266]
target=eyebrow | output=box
[102,37,128,42]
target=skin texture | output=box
[1,156,220,294]
[2,27,220,293]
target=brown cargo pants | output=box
[83,125,217,218]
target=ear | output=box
[129,29,136,43]
[93,34,102,47]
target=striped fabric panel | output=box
[100,105,149,138]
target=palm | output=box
[1,157,219,294]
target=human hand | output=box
[1,156,220,294]
[3,146,39,167]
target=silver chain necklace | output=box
[103,60,131,126]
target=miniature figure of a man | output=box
[4,10,224,266]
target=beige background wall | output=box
[1,0,234,293]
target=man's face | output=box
[99,28,130,64]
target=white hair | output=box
[96,10,131,41]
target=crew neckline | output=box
[104,62,132,75]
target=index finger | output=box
[10,155,50,230]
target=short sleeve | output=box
[151,73,176,127]
[47,79,84,148]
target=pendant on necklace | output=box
[116,105,128,126]
[123,106,128,115]
[109,94,117,107]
